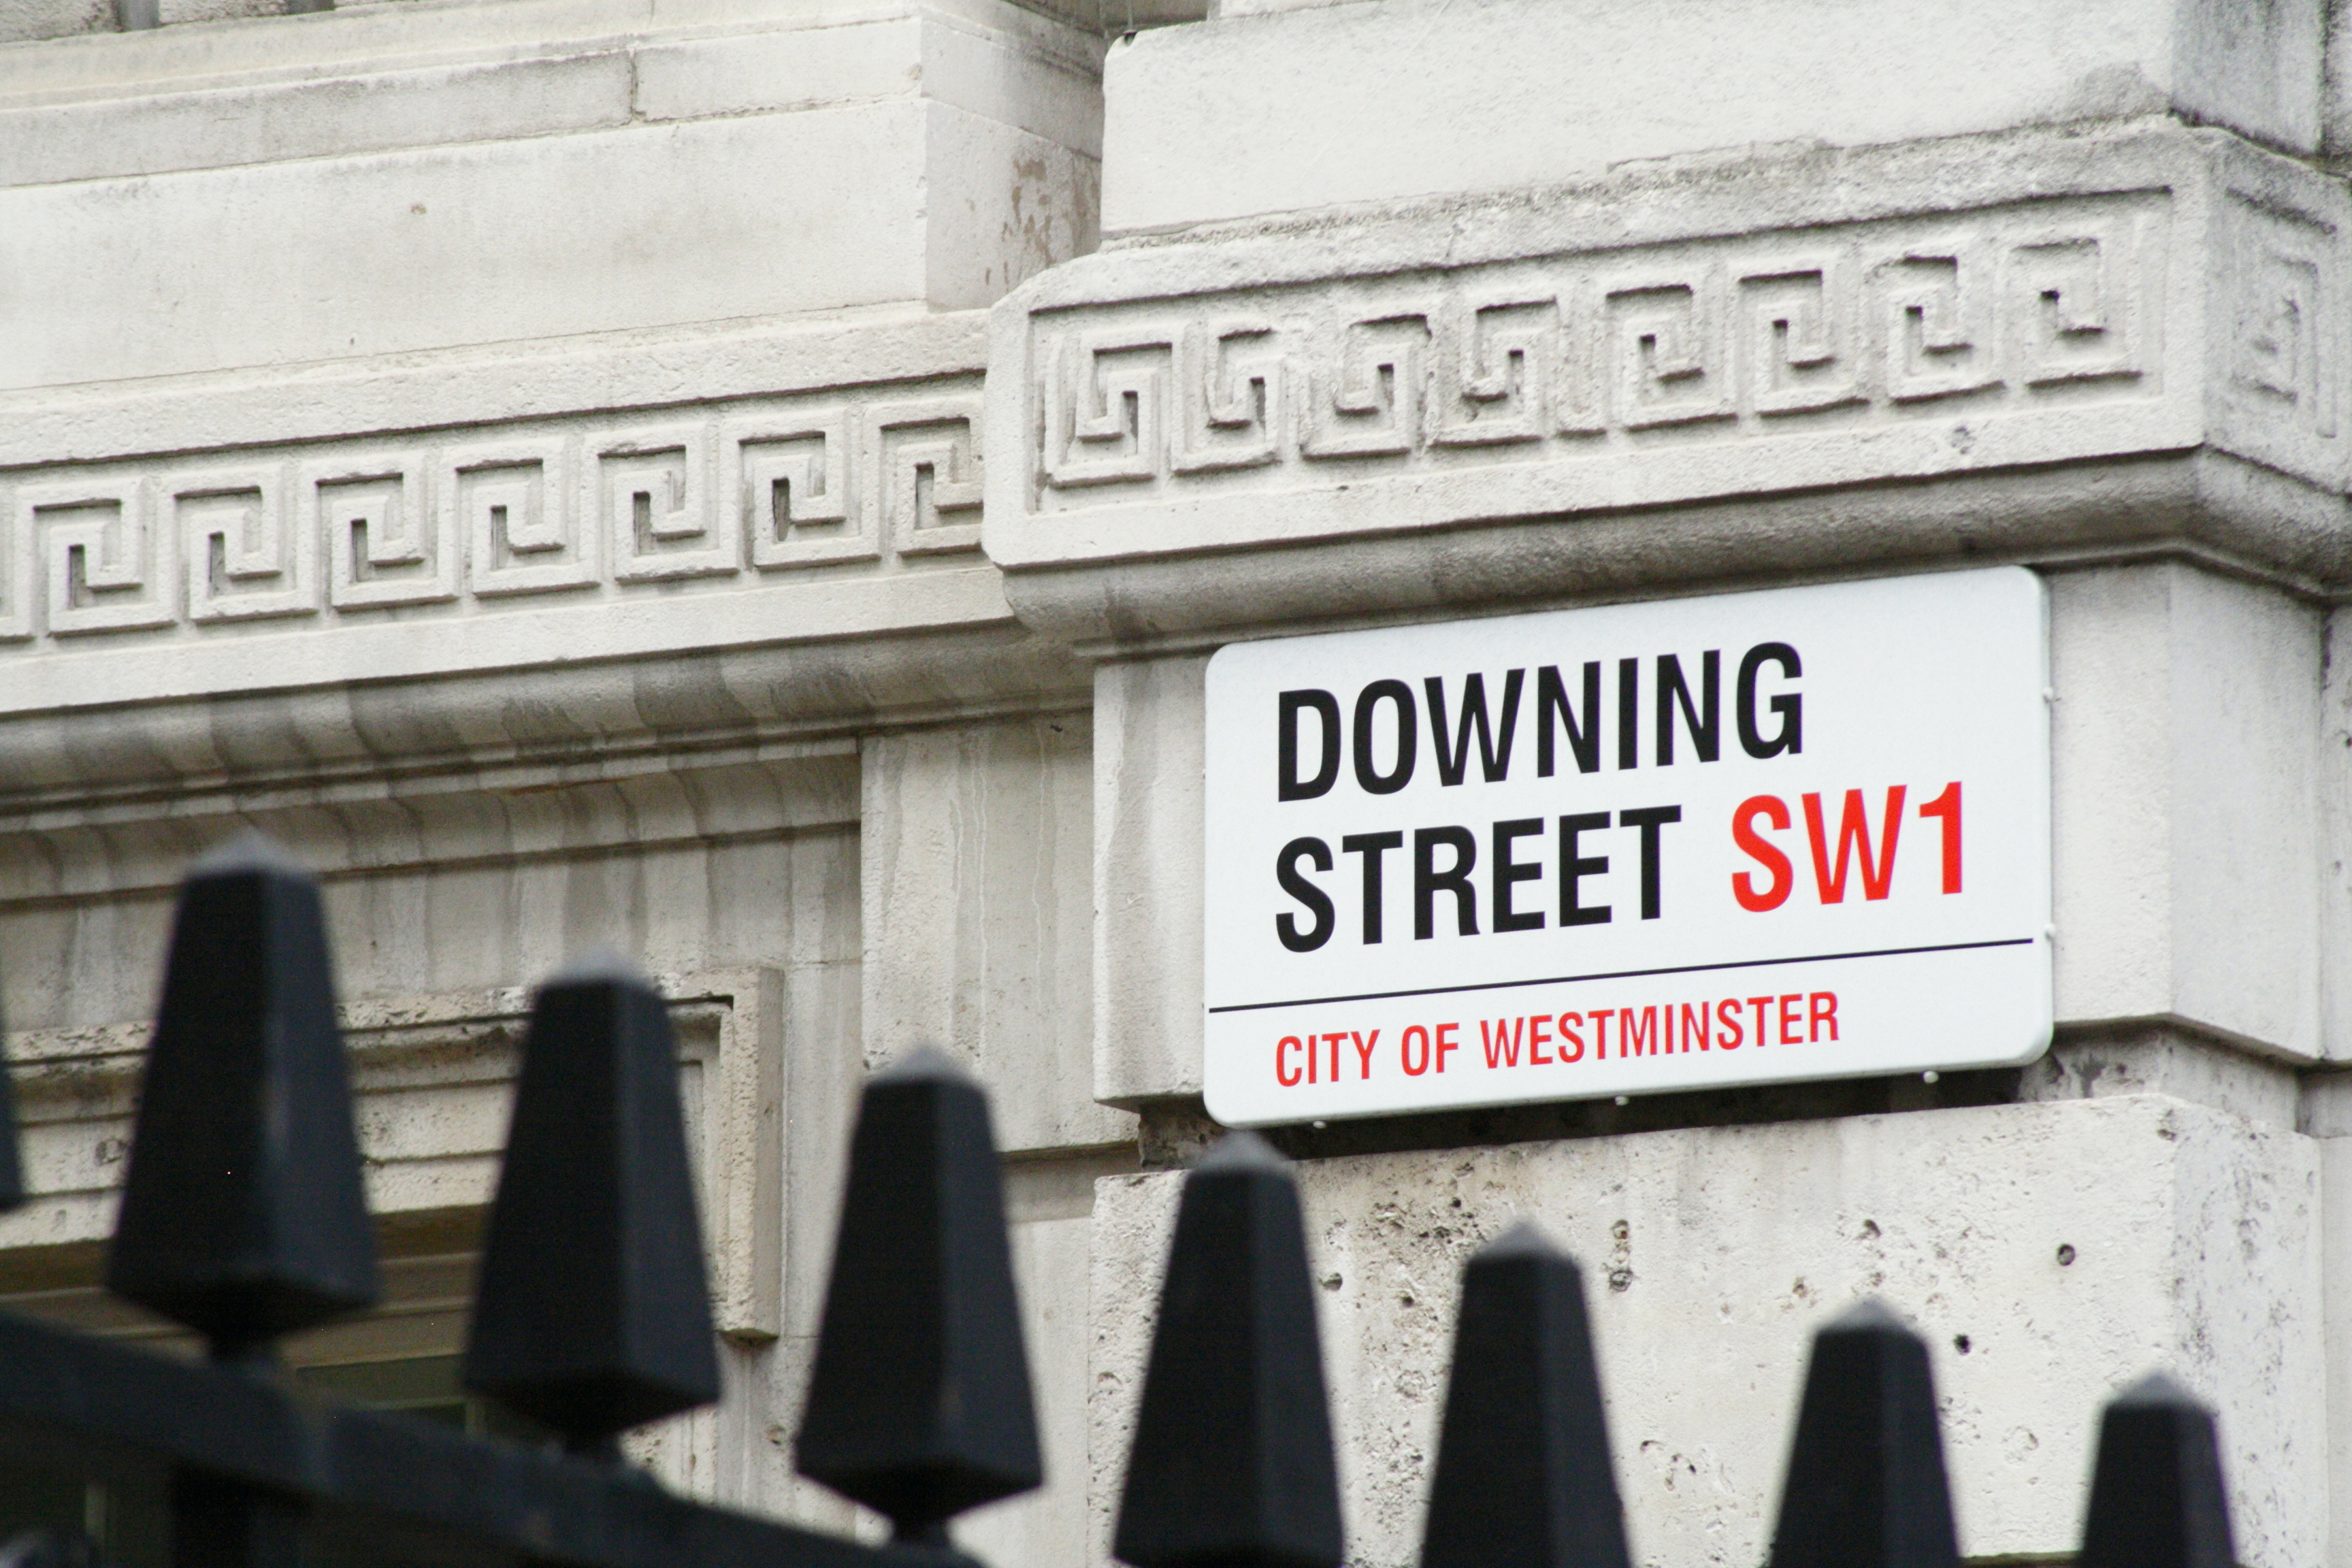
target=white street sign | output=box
[1201,568,2053,1128]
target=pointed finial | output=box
[461,951,719,1452]
[106,835,377,1361]
[1113,1132,1341,1568]
[1421,1223,1629,1568]
[796,1044,1041,1543]
[2078,1373,2234,1568]
[1766,1299,1957,1568]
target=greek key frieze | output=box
[1021,197,2177,512]
[0,386,983,649]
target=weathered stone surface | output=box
[0,0,1102,391]
[1093,655,1205,1105]
[864,713,1130,1153]
[2046,565,2324,1059]
[1091,1096,2323,1568]
[1103,0,2324,232]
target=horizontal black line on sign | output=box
[1206,937,2039,1015]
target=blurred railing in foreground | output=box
[0,838,2233,1568]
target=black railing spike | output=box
[107,833,378,1362]
[1112,1130,1342,1568]
[461,946,720,1454]
[2079,1372,2235,1568]
[1766,1298,1958,1568]
[796,1043,1042,1548]
[1420,1222,1630,1568]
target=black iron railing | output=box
[0,838,2236,1568]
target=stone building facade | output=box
[1,0,2348,1562]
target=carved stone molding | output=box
[1028,194,2164,500]
[0,969,786,1342]
[0,304,1040,727]
[983,127,2352,644]
[1,387,985,644]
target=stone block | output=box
[1090,1096,2323,1568]
[2048,564,2323,1059]
[1093,655,1207,1105]
[863,713,1132,1154]
[2324,604,2352,1058]
[1101,0,2322,233]
[0,0,1104,390]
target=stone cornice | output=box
[983,122,2352,649]
[0,309,1092,802]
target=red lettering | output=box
[1529,1014,1554,1065]
[1277,1036,1304,1086]
[1620,1006,1658,1057]
[1680,1001,1710,1051]
[1558,1013,1585,1062]
[1322,1032,1345,1083]
[1481,1017,1524,1068]
[1733,796,1794,911]
[1352,1030,1379,1079]
[1808,992,1839,1041]
[1436,1022,1459,1073]
[1401,1025,1431,1076]
[1802,786,1906,903]
[1778,994,1803,1045]
[1591,1009,1614,1059]
[1919,782,1961,893]
[1717,998,1743,1049]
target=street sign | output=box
[1201,568,2052,1128]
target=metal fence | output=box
[0,838,2235,1568]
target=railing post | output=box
[463,949,721,1460]
[104,835,381,1568]
[796,1046,1041,1554]
[2078,1373,2235,1568]
[1112,1132,1341,1568]
[1420,1224,1629,1568]
[1765,1300,1958,1568]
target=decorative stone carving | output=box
[985,135,2352,619]
[1016,195,2167,513]
[0,383,986,655]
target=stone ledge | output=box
[0,627,1090,806]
